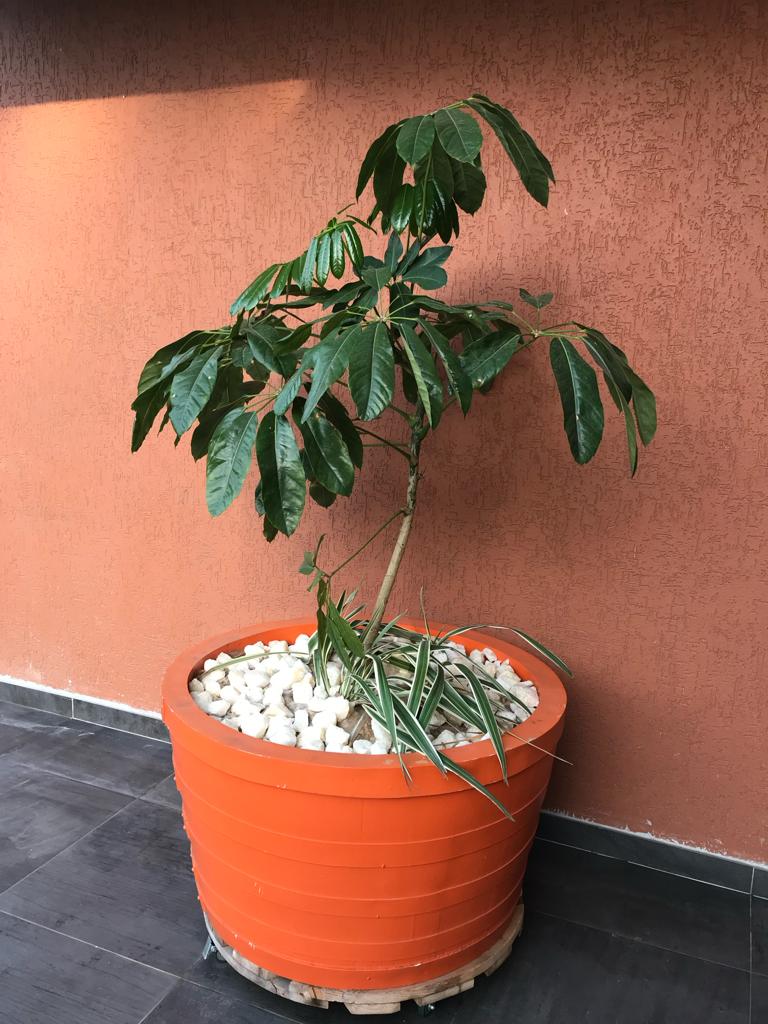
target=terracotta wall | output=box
[1,0,766,861]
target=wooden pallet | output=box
[203,903,524,1015]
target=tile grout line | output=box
[0,907,183,982]
[536,836,754,895]
[1,755,162,804]
[0,797,143,898]
[532,907,752,978]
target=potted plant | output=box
[132,94,656,1013]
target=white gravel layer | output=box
[189,635,540,754]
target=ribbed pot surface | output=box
[163,620,567,991]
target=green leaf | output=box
[418,319,473,414]
[460,327,521,388]
[519,288,553,309]
[255,412,306,535]
[356,122,401,199]
[269,260,293,299]
[230,264,280,315]
[465,95,550,207]
[625,368,657,445]
[373,143,406,216]
[401,245,452,291]
[384,232,404,273]
[390,693,446,774]
[340,223,364,269]
[134,330,213,400]
[329,228,346,278]
[370,655,401,756]
[396,114,436,165]
[455,663,507,781]
[360,257,392,291]
[298,550,316,575]
[451,160,486,214]
[398,324,444,427]
[297,403,355,496]
[326,600,364,658]
[309,481,337,507]
[610,378,639,476]
[418,663,445,728]
[390,184,415,233]
[549,337,605,463]
[302,321,366,420]
[439,753,512,818]
[274,368,304,415]
[131,384,168,453]
[245,320,289,375]
[298,235,318,292]
[349,321,395,420]
[205,409,258,516]
[406,637,431,714]
[315,233,331,286]
[434,108,483,163]
[508,627,572,676]
[169,348,220,435]
[317,392,364,469]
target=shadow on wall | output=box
[0,0,736,108]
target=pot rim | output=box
[163,618,567,792]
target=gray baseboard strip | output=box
[0,678,169,742]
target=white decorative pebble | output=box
[482,647,497,663]
[370,742,391,755]
[219,684,239,703]
[216,651,232,664]
[469,649,484,666]
[325,725,350,748]
[293,708,309,731]
[434,729,456,747]
[289,633,310,654]
[264,702,289,718]
[292,680,314,705]
[192,691,212,712]
[266,720,296,746]
[312,710,337,736]
[207,699,230,717]
[241,713,267,738]
[243,642,266,657]
[326,696,350,722]
[189,678,204,693]
[297,725,324,749]
[353,739,373,754]
[268,640,290,653]
[370,718,392,748]
[204,677,222,697]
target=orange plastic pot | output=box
[163,620,567,992]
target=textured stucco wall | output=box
[1,0,766,860]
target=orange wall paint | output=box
[1,0,766,861]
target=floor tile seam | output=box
[530,907,752,974]
[536,836,753,894]
[0,796,142,897]
[0,907,182,981]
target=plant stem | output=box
[364,411,425,648]
[325,508,405,579]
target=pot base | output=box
[203,903,524,1015]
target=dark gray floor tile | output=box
[537,811,754,893]
[144,980,281,1024]
[142,774,182,811]
[752,974,768,1024]
[73,699,169,742]
[525,839,750,970]
[0,911,175,1024]
[754,867,768,899]
[0,799,205,974]
[185,950,428,1024]
[2,706,172,796]
[0,700,75,754]
[0,680,73,717]
[0,760,130,891]
[753,896,768,977]
[459,911,749,1024]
